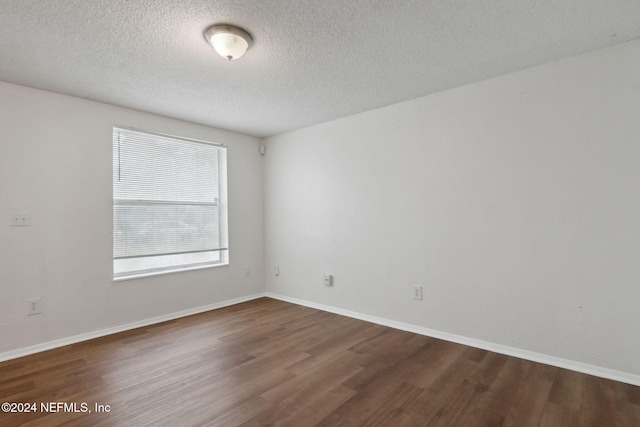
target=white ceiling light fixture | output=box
[205,24,253,61]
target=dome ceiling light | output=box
[204,24,253,61]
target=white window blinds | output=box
[113,127,228,279]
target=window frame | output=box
[112,126,229,281]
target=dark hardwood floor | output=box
[0,297,638,426]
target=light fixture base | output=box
[204,24,253,61]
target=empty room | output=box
[1,0,640,425]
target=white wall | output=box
[263,40,640,376]
[0,82,264,354]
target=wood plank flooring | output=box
[1,297,639,426]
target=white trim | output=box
[265,292,640,387]
[4,291,639,387]
[113,260,228,282]
[0,293,267,363]
[115,125,226,148]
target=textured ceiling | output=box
[0,0,639,137]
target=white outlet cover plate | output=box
[323,273,333,286]
[412,285,423,300]
[27,297,42,315]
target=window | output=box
[113,127,228,279]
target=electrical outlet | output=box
[244,265,252,278]
[412,285,423,300]
[323,273,333,286]
[274,266,280,276]
[27,297,42,316]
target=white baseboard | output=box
[4,291,639,387]
[0,292,267,363]
[266,292,640,387]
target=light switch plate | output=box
[11,212,31,226]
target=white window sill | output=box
[113,262,229,282]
